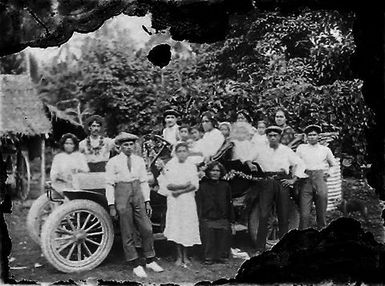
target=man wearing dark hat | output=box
[105,132,163,278]
[296,124,336,230]
[79,115,115,172]
[247,126,306,254]
[162,109,181,145]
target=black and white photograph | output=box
[0,1,384,284]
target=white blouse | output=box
[162,124,180,145]
[232,139,254,163]
[158,157,199,197]
[198,128,225,159]
[251,133,269,148]
[50,151,90,192]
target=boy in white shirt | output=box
[296,124,336,230]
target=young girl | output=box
[219,122,232,141]
[196,161,234,264]
[158,142,201,266]
[251,120,269,148]
[231,122,254,164]
[187,125,204,166]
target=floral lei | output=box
[86,136,105,156]
[223,170,264,182]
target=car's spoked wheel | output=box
[41,200,114,273]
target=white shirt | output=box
[189,139,203,153]
[105,153,151,205]
[158,157,199,197]
[296,143,336,171]
[187,139,204,165]
[232,139,254,163]
[251,133,269,148]
[252,144,307,178]
[198,128,225,159]
[162,124,180,145]
[79,136,115,163]
[50,151,89,191]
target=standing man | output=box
[246,126,306,254]
[105,132,163,278]
[162,109,180,145]
[296,124,336,230]
[79,115,115,172]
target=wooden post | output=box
[41,135,46,194]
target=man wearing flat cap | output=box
[246,126,307,254]
[105,132,163,278]
[79,115,115,172]
[162,109,181,145]
[296,124,336,230]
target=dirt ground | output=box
[4,178,384,284]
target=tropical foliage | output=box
[36,9,373,163]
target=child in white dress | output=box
[251,120,269,148]
[231,122,254,163]
[158,142,201,266]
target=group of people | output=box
[157,108,337,261]
[49,107,337,278]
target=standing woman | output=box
[274,108,302,148]
[158,142,201,266]
[199,111,225,162]
[50,133,89,192]
[196,161,234,264]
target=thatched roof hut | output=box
[44,104,86,142]
[0,74,51,137]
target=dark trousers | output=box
[200,219,231,261]
[255,176,291,250]
[299,170,328,230]
[115,182,155,262]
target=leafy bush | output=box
[37,9,374,165]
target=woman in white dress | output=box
[50,133,90,192]
[199,111,225,162]
[158,142,201,266]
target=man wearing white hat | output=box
[105,132,163,278]
[296,124,337,230]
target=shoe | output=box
[146,261,164,272]
[133,266,148,278]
